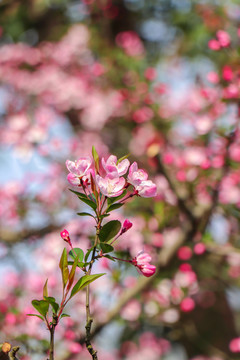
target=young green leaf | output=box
[77,212,96,219]
[104,255,116,261]
[67,253,80,290]
[59,248,69,289]
[116,154,130,165]
[69,189,88,199]
[79,197,97,211]
[99,220,121,242]
[106,203,124,213]
[70,273,105,299]
[60,313,70,319]
[32,300,49,317]
[92,146,100,173]
[84,247,94,262]
[107,190,127,205]
[43,297,59,314]
[27,314,45,321]
[100,243,114,253]
[43,279,48,298]
[69,248,84,262]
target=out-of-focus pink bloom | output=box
[102,155,130,177]
[179,263,192,272]
[132,251,156,277]
[66,157,92,177]
[116,31,144,57]
[222,65,233,81]
[177,246,192,261]
[121,299,141,321]
[208,39,220,50]
[180,297,195,312]
[144,67,157,81]
[229,337,240,353]
[128,162,148,186]
[207,72,219,84]
[60,229,72,247]
[194,243,206,255]
[216,30,231,47]
[132,107,154,123]
[67,342,82,354]
[121,219,133,234]
[96,174,125,197]
[5,313,17,325]
[135,180,157,198]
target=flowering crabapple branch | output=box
[29,147,157,360]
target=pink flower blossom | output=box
[102,155,130,177]
[135,180,157,198]
[132,251,156,277]
[66,157,92,177]
[128,162,148,186]
[96,174,125,197]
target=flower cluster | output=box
[66,154,157,198]
[64,149,157,277]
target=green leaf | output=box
[99,220,121,242]
[70,273,105,299]
[79,197,97,211]
[60,313,70,319]
[116,154,130,165]
[69,189,88,199]
[27,314,45,321]
[104,255,116,261]
[106,203,124,213]
[59,248,69,289]
[67,253,80,290]
[32,300,49,317]
[100,243,114,253]
[68,260,85,268]
[77,212,96,219]
[107,190,127,205]
[84,247,94,262]
[92,146,100,172]
[43,279,48,298]
[99,214,110,219]
[43,297,59,314]
[69,248,84,262]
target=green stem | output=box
[85,223,101,359]
[49,315,58,360]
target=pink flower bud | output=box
[60,229,72,247]
[121,219,133,234]
[132,251,156,277]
